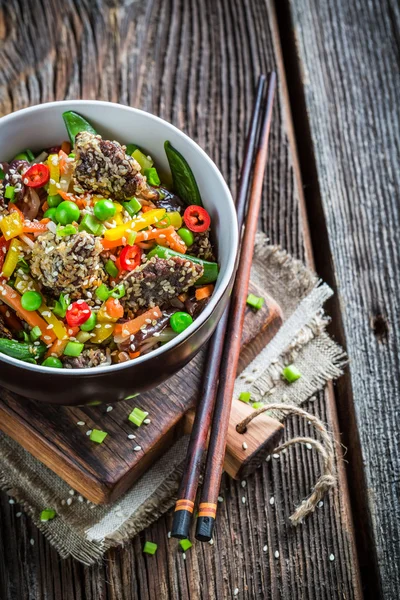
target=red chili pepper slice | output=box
[118,245,141,272]
[65,301,91,327]
[183,205,211,233]
[23,163,50,188]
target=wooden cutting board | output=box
[0,283,284,504]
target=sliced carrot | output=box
[58,189,90,209]
[135,226,174,244]
[9,204,25,220]
[45,338,68,358]
[61,142,71,157]
[23,219,50,234]
[177,293,188,303]
[165,229,187,254]
[113,306,162,343]
[105,297,124,319]
[0,281,56,343]
[129,351,141,359]
[0,304,23,331]
[101,237,125,250]
[141,205,153,213]
[42,201,49,212]
[195,284,214,301]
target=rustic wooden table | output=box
[0,1,398,598]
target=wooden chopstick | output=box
[171,75,267,540]
[196,72,277,542]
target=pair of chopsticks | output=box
[172,72,277,542]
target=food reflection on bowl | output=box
[0,101,238,405]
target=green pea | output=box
[177,227,194,247]
[93,199,116,221]
[55,201,80,225]
[44,208,58,223]
[170,311,193,333]
[47,194,62,208]
[21,291,42,311]
[80,312,97,332]
[42,357,63,368]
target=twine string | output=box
[236,403,336,525]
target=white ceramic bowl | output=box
[0,101,238,404]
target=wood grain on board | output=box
[0,1,362,599]
[0,288,283,504]
[283,0,400,597]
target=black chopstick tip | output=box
[171,509,192,540]
[195,516,215,542]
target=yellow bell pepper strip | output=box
[48,154,60,196]
[2,239,22,278]
[91,322,115,344]
[13,275,67,341]
[0,282,56,343]
[114,306,162,344]
[0,212,24,240]
[103,209,166,242]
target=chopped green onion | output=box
[143,541,158,555]
[40,508,56,522]
[246,293,264,311]
[239,391,251,404]
[252,402,264,409]
[76,330,92,344]
[96,284,110,301]
[79,214,104,236]
[52,293,69,318]
[128,407,149,427]
[63,341,84,357]
[57,224,77,237]
[179,539,192,552]
[122,197,142,217]
[17,257,30,274]
[105,259,119,278]
[13,149,35,162]
[132,149,153,171]
[282,365,301,383]
[30,326,42,342]
[5,185,15,202]
[177,227,194,246]
[144,167,161,187]
[110,283,125,299]
[126,143,139,155]
[127,230,137,246]
[90,429,108,444]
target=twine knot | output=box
[236,403,336,525]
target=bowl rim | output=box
[0,100,238,375]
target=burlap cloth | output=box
[0,233,347,564]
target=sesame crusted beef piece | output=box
[30,231,106,300]
[188,230,216,262]
[62,348,107,369]
[122,256,204,313]
[0,314,12,340]
[74,131,158,202]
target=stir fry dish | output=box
[0,112,218,369]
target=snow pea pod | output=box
[164,141,203,206]
[62,111,97,145]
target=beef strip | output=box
[184,295,210,319]
[122,256,203,313]
[74,131,158,202]
[62,348,107,369]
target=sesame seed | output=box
[274,550,279,559]
[30,539,35,546]
[208,539,214,545]
[77,421,85,426]
[16,512,22,518]
[269,497,275,505]
[306,443,312,450]
[318,501,324,508]
[67,498,73,506]
[266,455,271,462]
[106,406,113,412]
[242,496,246,504]
[8,498,15,505]
[263,545,268,552]
[69,489,75,496]
[86,430,93,436]
[134,445,141,451]
[78,496,84,502]
[242,442,248,450]
[329,554,335,561]
[143,418,151,424]
[272,453,280,459]
[241,481,246,488]
[128,434,136,439]
[182,553,186,560]
[233,588,239,596]
[218,496,223,503]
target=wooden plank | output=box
[0,288,283,504]
[281,0,400,597]
[0,0,361,598]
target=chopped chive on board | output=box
[239,391,251,403]
[40,508,56,522]
[90,429,108,444]
[246,293,265,310]
[282,365,302,383]
[179,539,193,552]
[143,541,158,555]
[128,407,149,427]
[252,402,264,409]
